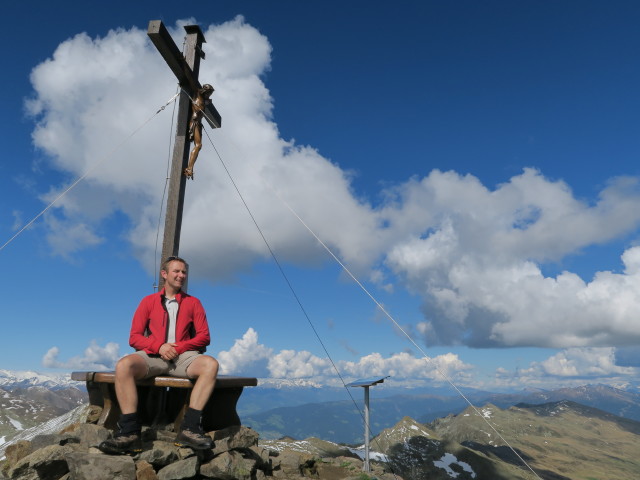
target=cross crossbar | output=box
[147,20,221,129]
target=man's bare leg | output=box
[175,355,219,450]
[186,355,219,410]
[99,354,147,454]
[114,353,148,414]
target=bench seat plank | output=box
[71,371,257,389]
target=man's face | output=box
[161,260,187,290]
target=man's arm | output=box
[174,298,210,354]
[129,297,164,354]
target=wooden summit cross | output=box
[147,20,222,287]
[71,24,258,433]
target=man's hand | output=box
[159,343,179,361]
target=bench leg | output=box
[148,387,169,430]
[172,388,192,432]
[202,387,244,431]
[168,387,244,432]
[97,382,120,430]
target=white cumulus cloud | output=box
[494,347,638,390]
[25,18,640,354]
[42,340,120,370]
[214,329,473,385]
[534,347,635,377]
[217,327,272,377]
[384,170,640,349]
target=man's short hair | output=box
[161,256,188,273]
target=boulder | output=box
[212,426,259,455]
[7,444,72,480]
[64,423,109,449]
[270,449,316,477]
[135,460,159,480]
[156,455,198,480]
[65,452,136,480]
[3,440,32,472]
[138,441,180,469]
[200,450,254,480]
[30,434,78,451]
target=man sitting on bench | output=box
[99,256,219,454]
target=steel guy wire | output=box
[0,92,181,254]
[196,99,542,479]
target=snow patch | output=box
[433,452,476,478]
[8,418,23,430]
[348,447,388,462]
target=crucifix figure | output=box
[147,21,222,288]
[184,83,215,179]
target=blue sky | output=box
[2,1,640,393]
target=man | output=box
[99,256,219,454]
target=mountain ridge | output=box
[2,369,640,446]
[243,383,640,443]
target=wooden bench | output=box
[71,371,257,432]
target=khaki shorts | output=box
[134,350,201,379]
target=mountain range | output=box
[261,401,640,479]
[241,382,640,443]
[0,370,86,450]
[1,369,640,446]
[375,401,640,479]
[1,370,639,479]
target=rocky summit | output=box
[0,406,398,480]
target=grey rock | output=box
[8,468,38,480]
[84,405,103,424]
[175,447,195,461]
[29,445,72,480]
[30,434,78,451]
[247,446,272,471]
[156,456,198,480]
[135,460,159,480]
[8,445,71,480]
[7,457,37,480]
[212,426,258,455]
[270,449,315,477]
[199,451,255,480]
[65,452,136,480]
[2,441,32,470]
[138,441,179,469]
[65,423,109,449]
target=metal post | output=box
[346,376,389,473]
[364,385,370,472]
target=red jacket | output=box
[129,289,210,355]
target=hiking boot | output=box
[175,427,214,450]
[98,431,142,455]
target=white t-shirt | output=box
[165,297,179,343]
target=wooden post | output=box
[147,20,221,288]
